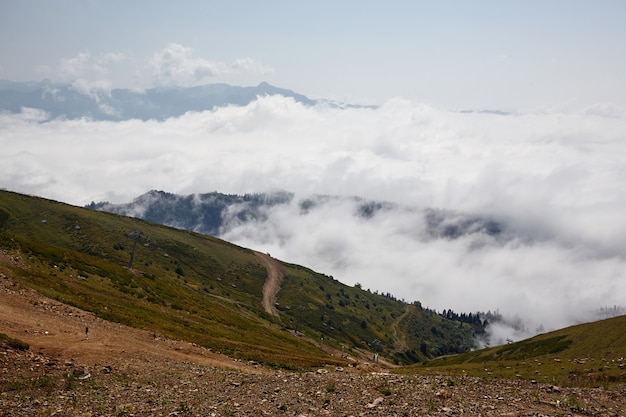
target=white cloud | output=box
[43,44,273,93]
[2,97,626,343]
[149,43,218,86]
[48,50,128,99]
[70,78,113,101]
[230,57,274,75]
[59,51,108,80]
[149,43,273,87]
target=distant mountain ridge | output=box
[88,189,506,241]
[0,79,316,121]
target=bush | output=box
[0,333,29,351]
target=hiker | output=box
[85,326,89,340]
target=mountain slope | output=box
[0,80,315,121]
[0,190,474,368]
[416,314,626,385]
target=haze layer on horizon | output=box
[1,1,626,109]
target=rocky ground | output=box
[1,266,626,416]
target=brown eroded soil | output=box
[256,251,285,317]
[1,262,626,415]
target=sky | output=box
[1,1,626,108]
[2,1,626,344]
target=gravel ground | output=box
[1,257,626,416]
[3,340,626,416]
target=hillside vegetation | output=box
[408,314,626,386]
[0,190,473,369]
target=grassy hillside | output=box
[405,314,626,386]
[0,190,473,368]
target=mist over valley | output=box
[2,78,626,348]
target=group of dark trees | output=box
[440,309,489,335]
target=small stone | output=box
[366,397,384,408]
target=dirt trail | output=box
[391,304,413,351]
[255,251,285,316]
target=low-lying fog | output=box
[3,97,626,344]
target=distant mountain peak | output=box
[0,80,316,121]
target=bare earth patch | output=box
[1,267,626,415]
[256,251,285,317]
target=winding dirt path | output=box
[391,304,413,351]
[254,251,285,316]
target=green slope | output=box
[409,315,626,386]
[0,190,473,368]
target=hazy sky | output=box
[2,1,626,343]
[2,1,626,108]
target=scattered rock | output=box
[366,397,384,408]
[71,369,91,380]
[1,266,626,416]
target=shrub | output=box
[0,333,29,351]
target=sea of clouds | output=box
[2,96,626,344]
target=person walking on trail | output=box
[85,326,89,340]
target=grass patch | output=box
[0,375,56,392]
[494,336,572,360]
[0,332,29,351]
[397,314,626,387]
